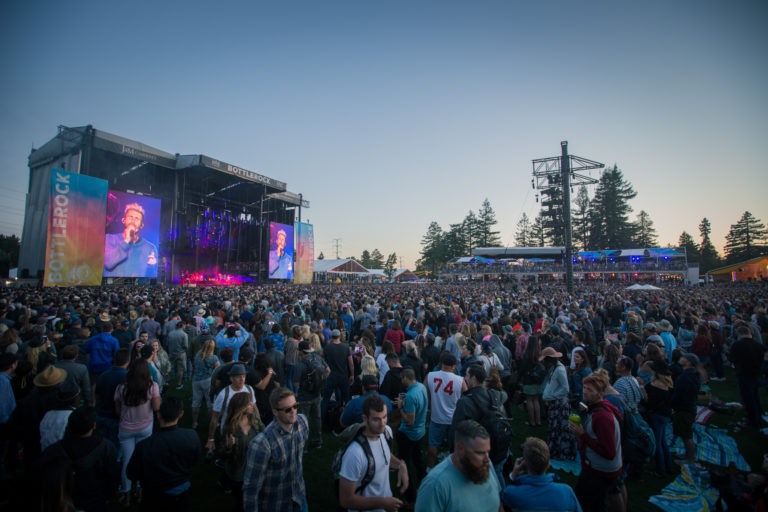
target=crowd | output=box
[0,280,767,512]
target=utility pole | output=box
[332,238,342,259]
[532,141,603,294]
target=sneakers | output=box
[176,384,184,390]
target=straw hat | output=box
[33,366,67,388]
[539,347,563,361]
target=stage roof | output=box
[707,255,768,276]
[472,247,566,258]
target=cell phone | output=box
[354,346,364,353]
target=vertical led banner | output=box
[268,222,294,279]
[44,169,108,286]
[294,222,314,284]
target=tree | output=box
[724,211,768,263]
[476,198,502,247]
[678,231,700,264]
[530,213,547,247]
[0,234,19,278]
[370,249,385,269]
[317,251,325,260]
[514,213,532,247]
[539,173,565,246]
[572,186,590,250]
[463,211,480,253]
[698,218,722,273]
[384,252,398,280]
[360,250,372,268]
[632,210,658,247]
[587,164,637,249]
[443,223,468,259]
[417,221,445,273]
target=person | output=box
[414,419,502,512]
[323,329,354,414]
[642,360,674,478]
[41,406,120,512]
[728,324,765,427]
[55,344,91,405]
[165,319,189,390]
[541,346,577,462]
[478,339,504,377]
[0,353,17,476]
[338,393,409,512]
[383,320,405,355]
[126,397,201,511]
[519,335,545,427]
[104,202,158,277]
[502,437,582,512]
[84,323,120,402]
[243,387,308,512]
[40,380,81,451]
[569,348,592,407]
[216,323,250,363]
[424,352,466,470]
[569,374,623,512]
[264,337,286,386]
[252,353,279,426]
[191,338,220,429]
[94,347,129,449]
[657,320,677,362]
[670,353,701,465]
[114,359,162,506]
[293,340,329,450]
[268,228,293,279]
[340,374,393,427]
[219,392,265,510]
[613,356,644,411]
[396,367,428,504]
[206,363,257,456]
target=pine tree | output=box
[360,250,372,268]
[417,222,445,272]
[317,251,325,260]
[370,249,385,269]
[443,223,468,259]
[678,231,700,264]
[539,173,565,246]
[384,253,398,279]
[632,210,658,247]
[698,218,722,273]
[587,164,637,249]
[463,211,480,253]
[572,186,590,250]
[724,211,768,263]
[530,213,547,247]
[514,213,532,247]
[476,198,502,247]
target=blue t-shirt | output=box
[340,391,393,426]
[398,382,428,441]
[103,233,157,277]
[415,455,500,512]
[84,333,120,373]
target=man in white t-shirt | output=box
[424,352,467,470]
[339,393,409,512]
[205,363,255,454]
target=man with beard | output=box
[104,203,157,277]
[414,419,502,512]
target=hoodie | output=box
[502,473,582,512]
[578,399,623,477]
[84,332,120,373]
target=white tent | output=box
[626,284,662,290]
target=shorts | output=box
[192,378,212,409]
[672,411,695,439]
[523,384,542,396]
[171,353,187,376]
[428,421,450,447]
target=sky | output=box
[1,0,767,270]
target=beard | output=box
[460,453,490,484]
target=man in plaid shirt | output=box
[243,387,309,512]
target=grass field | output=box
[104,365,767,511]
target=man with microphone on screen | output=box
[269,227,293,279]
[104,202,158,277]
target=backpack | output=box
[524,362,546,385]
[469,389,513,465]
[611,395,655,461]
[301,353,327,394]
[331,423,393,512]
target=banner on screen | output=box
[294,222,314,284]
[103,190,162,278]
[44,169,109,287]
[268,222,294,279]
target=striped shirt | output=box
[243,414,308,512]
[614,376,643,411]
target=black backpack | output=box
[331,423,393,512]
[301,353,326,394]
[470,390,513,465]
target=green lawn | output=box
[109,365,767,511]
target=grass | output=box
[100,365,766,511]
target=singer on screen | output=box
[104,203,157,277]
[268,228,292,279]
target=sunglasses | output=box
[277,403,299,414]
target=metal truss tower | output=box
[532,141,604,293]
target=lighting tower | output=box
[532,141,604,293]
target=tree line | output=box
[417,165,767,274]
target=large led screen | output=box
[103,191,161,278]
[268,222,294,279]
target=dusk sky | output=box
[1,1,766,270]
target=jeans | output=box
[322,373,350,418]
[493,453,508,489]
[191,378,212,409]
[286,364,296,392]
[648,413,672,475]
[737,374,763,427]
[119,423,153,492]
[396,430,426,503]
[298,396,322,448]
[96,415,120,452]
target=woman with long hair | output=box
[519,335,545,427]
[541,346,577,461]
[114,359,161,506]
[569,348,592,407]
[220,392,265,509]
[191,338,220,429]
[642,360,674,478]
[383,320,405,354]
[26,336,56,375]
[376,341,395,384]
[600,343,621,383]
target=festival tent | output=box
[626,284,662,290]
